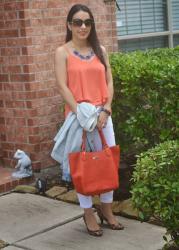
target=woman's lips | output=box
[79,31,88,35]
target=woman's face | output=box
[68,10,92,41]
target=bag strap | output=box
[81,129,108,152]
[98,129,108,148]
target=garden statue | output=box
[12,149,33,178]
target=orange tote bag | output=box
[69,130,119,195]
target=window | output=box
[119,36,168,51]
[172,0,179,30]
[116,0,179,51]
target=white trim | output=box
[117,30,179,41]
[167,0,174,47]
[117,31,170,40]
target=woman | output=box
[54,4,124,237]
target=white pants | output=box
[77,116,116,208]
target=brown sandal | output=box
[83,215,103,237]
[95,206,124,230]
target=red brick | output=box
[0,21,5,29]
[26,101,32,108]
[10,74,35,82]
[0,184,5,193]
[4,20,19,29]
[2,65,21,74]
[5,182,11,192]
[0,29,19,38]
[3,11,17,20]
[6,118,26,126]
[2,143,15,150]
[25,83,43,91]
[29,9,42,19]
[14,143,29,151]
[28,127,39,135]
[0,39,7,47]
[0,117,5,124]
[28,135,40,144]
[7,37,32,46]
[47,0,63,8]
[26,144,40,152]
[20,19,31,28]
[11,180,19,188]
[4,83,25,91]
[0,74,9,82]
[9,55,34,65]
[1,47,21,56]
[1,133,6,141]
[27,119,35,126]
[1,150,8,158]
[18,11,25,19]
[5,100,25,108]
[30,18,43,26]
[4,2,17,10]
[4,2,29,11]
[0,123,7,133]
[21,47,28,55]
[31,1,47,9]
[0,100,4,107]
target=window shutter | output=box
[116,0,167,37]
[172,0,179,30]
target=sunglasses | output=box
[70,18,93,27]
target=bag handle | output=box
[81,129,108,152]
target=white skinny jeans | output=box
[77,116,116,208]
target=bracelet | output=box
[101,107,111,116]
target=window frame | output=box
[117,0,179,49]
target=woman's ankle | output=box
[83,208,100,230]
[84,207,94,216]
[101,203,113,215]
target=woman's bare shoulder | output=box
[55,45,67,58]
[55,42,72,59]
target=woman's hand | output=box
[97,111,109,130]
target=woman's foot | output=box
[96,204,124,230]
[83,208,103,236]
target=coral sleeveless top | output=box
[64,45,109,116]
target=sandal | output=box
[83,215,103,237]
[95,206,124,230]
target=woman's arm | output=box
[54,46,77,113]
[97,46,114,129]
[102,45,114,113]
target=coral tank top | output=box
[64,46,109,115]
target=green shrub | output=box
[110,47,179,161]
[131,140,179,247]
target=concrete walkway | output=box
[0,192,166,250]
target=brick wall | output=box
[0,0,118,171]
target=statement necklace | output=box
[71,42,94,60]
[73,49,94,60]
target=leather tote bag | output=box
[69,129,119,195]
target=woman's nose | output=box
[81,23,86,28]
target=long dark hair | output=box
[65,4,107,70]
